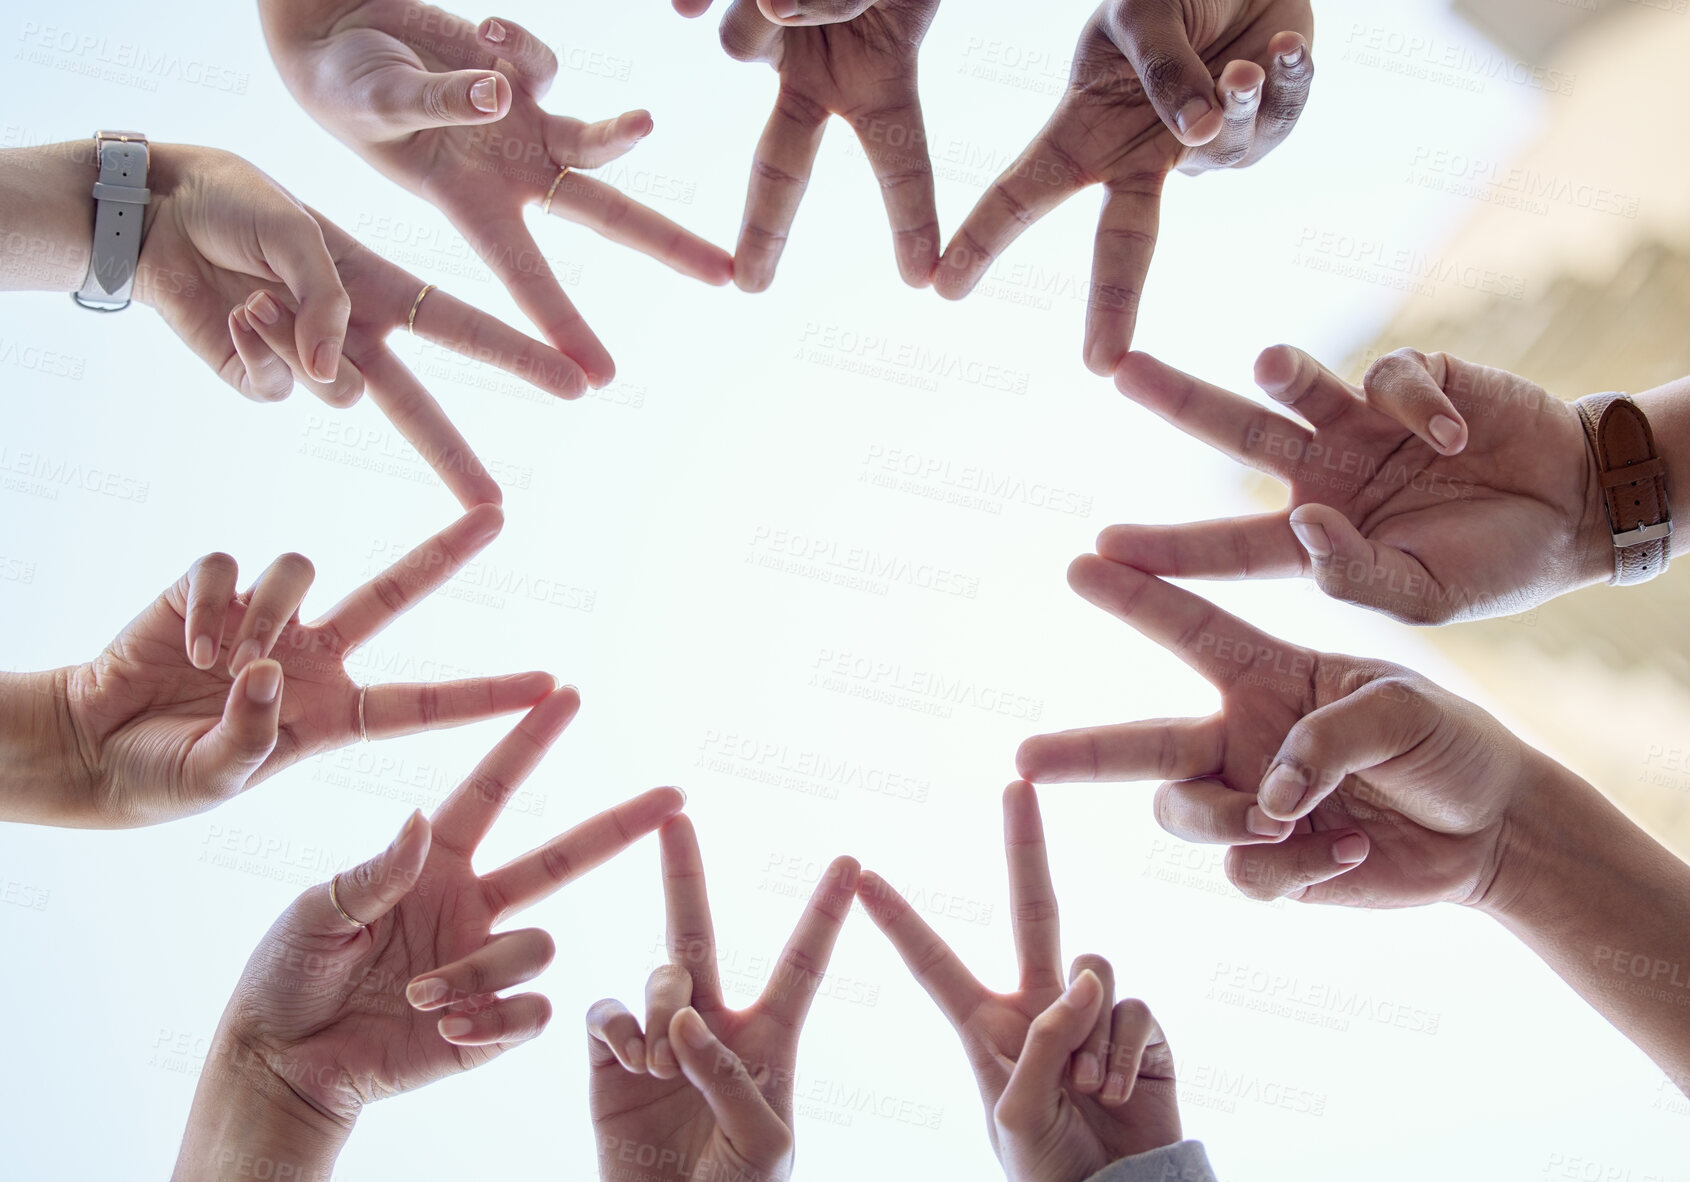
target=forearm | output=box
[1480,753,1690,1092]
[0,669,93,827]
[173,1033,350,1182]
[1633,376,1690,541]
[0,141,96,292]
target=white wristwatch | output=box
[72,130,150,312]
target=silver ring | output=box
[357,684,369,744]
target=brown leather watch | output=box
[1576,392,1674,585]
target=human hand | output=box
[50,505,553,828]
[713,0,942,291]
[1099,346,1612,623]
[675,1,879,23]
[858,782,1180,1179]
[587,816,858,1181]
[134,143,601,507]
[258,1,733,382]
[171,689,686,1178]
[1018,556,1532,907]
[935,0,1313,373]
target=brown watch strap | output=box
[1576,392,1674,585]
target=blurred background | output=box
[1,0,1686,1178]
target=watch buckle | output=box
[1613,519,1674,548]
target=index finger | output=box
[461,214,614,386]
[431,687,581,853]
[856,871,988,1029]
[850,89,940,286]
[1082,174,1165,375]
[358,348,502,509]
[1112,351,1309,482]
[756,855,859,1032]
[661,815,726,1014]
[411,286,587,400]
[483,786,687,921]
[733,82,830,293]
[934,128,1086,301]
[312,503,503,653]
[1065,554,1298,692]
[1003,781,1062,993]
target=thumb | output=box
[361,64,509,136]
[1287,503,1451,624]
[995,970,1106,1134]
[182,659,283,801]
[1100,5,1223,146]
[1257,679,1439,822]
[315,810,433,933]
[668,1008,794,1167]
[1361,348,1470,456]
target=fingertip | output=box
[1111,349,1160,394]
[1084,338,1124,378]
[1172,97,1222,146]
[463,501,507,547]
[1428,413,1468,455]
[309,340,342,385]
[243,658,283,706]
[1332,832,1370,865]
[190,633,217,671]
[1253,343,1300,394]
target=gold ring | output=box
[541,165,572,216]
[329,873,368,929]
[407,283,436,335]
[357,684,370,744]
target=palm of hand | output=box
[1282,383,1592,619]
[591,1006,795,1179]
[1213,650,1518,907]
[68,595,352,823]
[759,4,928,87]
[236,843,503,1123]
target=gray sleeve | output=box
[1081,1141,1217,1182]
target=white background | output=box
[1,0,1685,1178]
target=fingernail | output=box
[230,639,262,676]
[1278,45,1305,68]
[311,341,341,383]
[625,1038,647,1071]
[483,18,507,43]
[438,1016,474,1039]
[1246,805,1290,839]
[245,661,282,705]
[1428,414,1464,452]
[1260,764,1307,815]
[1289,519,1332,559]
[471,76,499,114]
[1066,969,1100,1008]
[407,977,449,1008]
[1102,1072,1129,1105]
[1175,97,1214,137]
[677,1008,713,1050]
[769,0,800,17]
[1333,834,1369,864]
[247,291,281,326]
[1075,1051,1102,1090]
[190,635,215,670]
[1228,85,1260,106]
[650,1036,675,1072]
[400,809,422,840]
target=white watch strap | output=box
[73,131,149,311]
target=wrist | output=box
[173,1032,352,1182]
[0,668,97,826]
[0,140,96,292]
[1471,752,1601,926]
[1633,380,1690,546]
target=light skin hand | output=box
[258,1,734,382]
[713,0,943,292]
[587,816,858,1182]
[172,690,687,1179]
[1,505,553,829]
[858,782,1181,1181]
[934,0,1314,373]
[1017,555,1523,908]
[1100,345,1616,623]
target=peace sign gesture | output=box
[172,690,686,1178]
[15,505,551,828]
[1018,556,1524,908]
[259,1,734,382]
[587,816,858,1181]
[713,0,944,292]
[858,782,1184,1181]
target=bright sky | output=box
[1,0,1684,1178]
